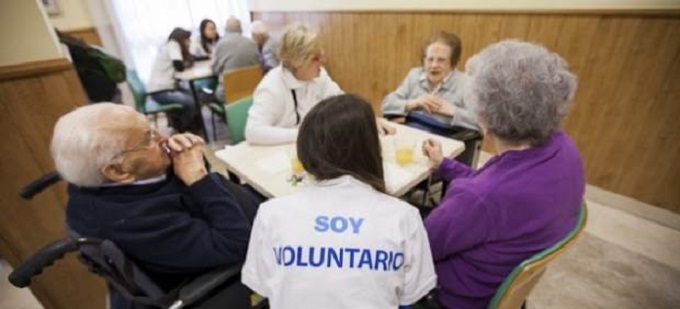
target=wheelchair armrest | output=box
[383,112,406,121]
[9,239,79,287]
[19,171,61,200]
[176,263,243,306]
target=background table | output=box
[175,60,216,138]
[214,123,465,198]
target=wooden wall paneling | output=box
[558,16,601,138]
[616,18,680,206]
[254,12,680,211]
[0,63,107,308]
[574,17,639,188]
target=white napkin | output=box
[255,151,291,174]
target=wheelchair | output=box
[10,171,264,309]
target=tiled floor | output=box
[0,259,42,309]
[2,116,679,308]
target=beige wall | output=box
[250,0,680,11]
[48,0,93,30]
[0,0,62,66]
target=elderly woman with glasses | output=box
[382,31,478,131]
[422,40,584,308]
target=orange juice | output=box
[396,148,414,165]
[291,157,304,174]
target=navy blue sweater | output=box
[66,172,253,292]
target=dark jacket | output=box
[66,172,254,307]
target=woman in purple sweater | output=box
[421,40,584,308]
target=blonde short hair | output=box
[278,23,322,71]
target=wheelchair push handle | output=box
[19,171,61,200]
[8,239,78,288]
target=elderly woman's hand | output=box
[167,133,208,186]
[406,94,443,114]
[422,138,444,170]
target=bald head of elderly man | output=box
[225,16,242,33]
[50,103,257,309]
[211,17,260,101]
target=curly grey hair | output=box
[464,39,577,144]
[50,103,133,187]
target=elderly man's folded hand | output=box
[168,133,208,186]
[166,133,204,152]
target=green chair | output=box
[487,202,588,309]
[125,70,184,129]
[207,66,262,142]
[223,96,254,144]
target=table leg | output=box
[188,80,209,140]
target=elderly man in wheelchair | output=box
[13,103,258,309]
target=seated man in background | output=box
[382,31,478,131]
[211,16,260,102]
[251,20,280,73]
[51,103,256,308]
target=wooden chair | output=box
[209,65,263,141]
[487,202,589,309]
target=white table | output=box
[214,123,465,198]
[175,60,214,81]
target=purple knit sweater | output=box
[424,131,584,308]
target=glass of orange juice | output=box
[394,138,415,165]
[291,156,304,175]
[290,151,304,175]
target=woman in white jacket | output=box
[242,94,436,308]
[245,23,343,145]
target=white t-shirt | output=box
[190,35,216,58]
[147,41,183,93]
[244,66,343,145]
[242,175,436,309]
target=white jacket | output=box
[245,66,342,145]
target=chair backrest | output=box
[223,65,263,104]
[125,70,148,113]
[225,96,254,144]
[487,202,588,309]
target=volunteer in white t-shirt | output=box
[190,19,219,59]
[244,23,343,146]
[242,94,437,309]
[147,28,198,133]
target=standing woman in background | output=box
[147,28,199,133]
[191,19,219,59]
